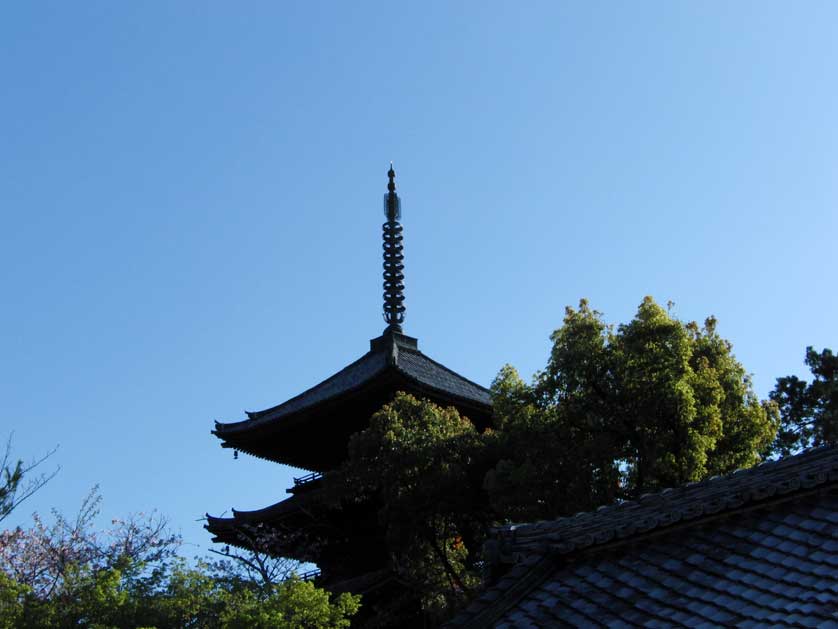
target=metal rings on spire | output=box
[382,165,405,331]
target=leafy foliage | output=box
[0,558,360,629]
[489,298,778,520]
[0,571,27,629]
[0,489,360,628]
[770,347,838,456]
[0,486,178,599]
[337,394,489,622]
[220,576,360,629]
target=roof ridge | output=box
[214,338,492,438]
[448,456,838,629]
[496,445,838,559]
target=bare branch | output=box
[205,523,300,587]
[0,433,60,523]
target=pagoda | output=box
[205,166,493,614]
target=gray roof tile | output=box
[446,446,838,628]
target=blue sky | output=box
[2,2,836,553]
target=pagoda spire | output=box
[382,163,405,332]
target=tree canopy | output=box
[770,347,838,456]
[0,487,360,629]
[489,297,779,521]
[337,394,488,624]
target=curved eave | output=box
[210,332,494,471]
[205,491,322,548]
[204,515,244,547]
[213,363,492,444]
[211,367,405,465]
[212,368,493,468]
[221,490,319,524]
[214,349,388,436]
[212,364,386,440]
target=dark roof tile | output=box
[396,348,491,406]
[446,446,838,628]
[214,331,491,437]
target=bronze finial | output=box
[382,164,404,332]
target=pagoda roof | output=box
[446,445,838,627]
[206,485,390,572]
[205,491,318,548]
[212,330,493,468]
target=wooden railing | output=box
[293,471,324,486]
[298,568,321,582]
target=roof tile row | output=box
[448,446,838,627]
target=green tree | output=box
[1,556,361,629]
[770,347,838,456]
[0,571,27,629]
[221,577,360,629]
[338,394,488,622]
[488,297,778,520]
[0,491,360,629]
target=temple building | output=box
[205,166,493,614]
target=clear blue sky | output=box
[2,2,836,553]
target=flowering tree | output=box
[0,486,179,598]
[0,486,360,628]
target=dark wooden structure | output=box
[205,167,493,617]
[210,329,492,471]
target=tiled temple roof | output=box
[206,490,316,538]
[204,488,330,560]
[213,330,491,438]
[448,446,838,627]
